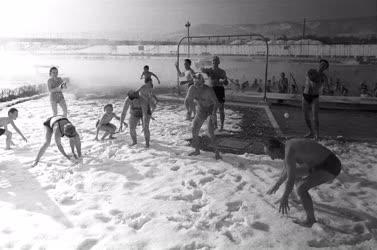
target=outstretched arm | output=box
[140,72,144,80]
[10,121,27,142]
[54,128,70,160]
[120,98,130,131]
[151,72,160,84]
[279,144,296,214]
[267,164,287,194]
[113,113,128,127]
[95,115,106,140]
[175,62,185,77]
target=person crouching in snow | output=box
[95,104,127,141]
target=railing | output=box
[176,34,270,101]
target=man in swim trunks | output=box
[31,115,82,167]
[119,90,151,148]
[175,59,196,120]
[201,56,228,131]
[140,65,161,87]
[0,108,27,149]
[302,59,329,140]
[95,104,126,141]
[185,73,221,160]
[264,138,341,227]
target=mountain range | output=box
[165,16,377,41]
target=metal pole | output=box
[264,39,269,102]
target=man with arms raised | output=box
[264,138,341,227]
[175,59,196,120]
[185,73,221,160]
[201,56,228,131]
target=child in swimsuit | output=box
[0,108,27,149]
[140,65,161,87]
[95,104,126,141]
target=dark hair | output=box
[8,108,18,114]
[104,104,113,111]
[184,59,192,66]
[264,137,284,150]
[64,124,77,138]
[319,59,329,69]
[144,65,149,70]
[128,90,139,100]
[49,67,58,75]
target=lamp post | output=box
[185,21,191,57]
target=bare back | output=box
[286,139,333,170]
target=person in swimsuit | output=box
[0,108,27,149]
[185,73,221,160]
[31,116,82,167]
[302,59,329,140]
[119,90,151,148]
[48,67,68,117]
[201,56,228,131]
[140,65,161,87]
[95,104,127,141]
[265,138,341,227]
[175,59,196,120]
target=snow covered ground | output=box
[0,94,376,249]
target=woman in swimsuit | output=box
[31,116,81,167]
[48,67,68,117]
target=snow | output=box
[0,94,376,249]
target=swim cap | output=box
[104,104,113,111]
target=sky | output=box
[0,0,375,39]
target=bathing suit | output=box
[96,120,110,128]
[131,107,143,119]
[303,93,319,104]
[213,86,225,103]
[0,128,5,136]
[197,105,214,120]
[309,153,342,176]
[43,116,69,136]
[49,78,65,103]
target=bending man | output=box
[32,115,82,167]
[185,73,221,160]
[264,138,341,227]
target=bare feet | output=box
[30,161,38,168]
[145,143,150,148]
[109,135,116,140]
[188,150,200,156]
[5,147,11,150]
[293,218,316,228]
[129,142,137,147]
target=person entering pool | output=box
[264,138,342,227]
